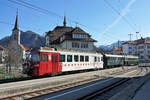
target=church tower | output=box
[63,16,66,27]
[12,12,20,44]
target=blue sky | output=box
[0,0,150,46]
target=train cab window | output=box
[80,56,84,62]
[85,56,89,62]
[67,55,72,62]
[74,55,79,62]
[31,54,40,62]
[59,55,65,62]
[40,54,48,62]
[94,57,97,62]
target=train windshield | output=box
[31,54,40,62]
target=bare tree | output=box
[6,40,23,74]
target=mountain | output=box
[146,37,150,40]
[99,41,125,50]
[0,30,45,48]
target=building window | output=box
[81,43,88,48]
[73,34,88,39]
[138,46,144,49]
[147,46,150,49]
[129,51,132,54]
[140,56,144,59]
[129,47,132,49]
[46,36,49,46]
[72,42,79,48]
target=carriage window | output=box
[85,56,89,62]
[94,57,97,62]
[98,57,100,62]
[80,56,84,62]
[40,54,48,62]
[74,55,79,62]
[101,57,103,61]
[59,55,65,62]
[67,55,72,62]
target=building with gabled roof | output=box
[122,38,150,63]
[45,16,97,51]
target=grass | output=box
[0,66,32,83]
[0,66,5,74]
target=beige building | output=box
[122,38,150,63]
[45,16,97,51]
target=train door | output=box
[39,54,48,75]
[51,53,59,73]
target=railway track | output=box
[78,67,148,100]
[0,67,139,100]
[78,78,130,100]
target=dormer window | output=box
[73,34,88,39]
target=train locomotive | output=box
[23,47,138,76]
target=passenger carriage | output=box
[104,54,124,68]
[124,55,138,65]
[103,54,138,68]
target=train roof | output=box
[31,47,102,55]
[105,54,138,58]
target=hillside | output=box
[0,30,45,48]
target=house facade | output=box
[112,46,123,55]
[122,38,150,63]
[122,41,137,55]
[45,16,96,51]
[0,45,5,63]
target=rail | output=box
[0,67,138,100]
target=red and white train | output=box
[23,47,103,76]
[24,47,138,77]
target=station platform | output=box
[132,79,150,100]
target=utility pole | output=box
[136,32,139,40]
[75,22,78,27]
[128,33,133,41]
[118,40,120,48]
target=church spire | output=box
[63,16,66,27]
[13,11,19,30]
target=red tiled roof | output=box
[123,38,150,45]
[113,46,122,51]
[18,42,29,51]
